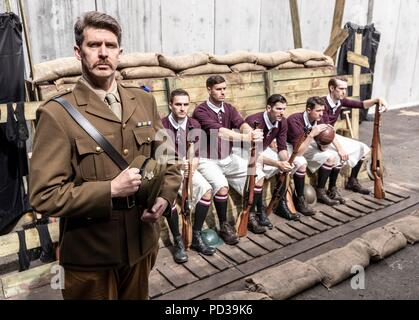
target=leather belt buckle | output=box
[127,195,135,209]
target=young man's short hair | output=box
[328,76,348,91]
[306,96,325,110]
[74,11,122,46]
[206,75,226,88]
[267,94,287,108]
[170,89,190,104]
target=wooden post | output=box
[17,0,35,80]
[289,0,302,49]
[164,78,177,112]
[351,32,362,139]
[329,0,346,62]
[263,71,274,98]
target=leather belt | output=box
[112,195,136,210]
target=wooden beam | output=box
[351,32,363,139]
[0,261,58,299]
[324,28,349,58]
[329,0,346,62]
[347,51,370,68]
[0,222,59,258]
[289,0,302,48]
[0,101,43,123]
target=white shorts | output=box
[179,170,212,209]
[330,134,370,168]
[197,154,248,195]
[287,142,339,173]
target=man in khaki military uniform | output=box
[29,11,181,299]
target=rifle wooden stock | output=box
[181,126,194,249]
[371,105,385,199]
[236,121,259,237]
[267,130,309,216]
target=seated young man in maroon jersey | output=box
[243,94,294,223]
[287,97,345,214]
[162,89,215,263]
[323,76,388,194]
[192,75,264,244]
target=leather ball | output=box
[315,126,335,145]
[304,184,317,205]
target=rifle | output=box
[181,125,194,249]
[236,121,259,237]
[371,105,385,199]
[266,130,309,216]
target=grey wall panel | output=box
[161,0,213,55]
[259,0,294,52]
[96,0,162,54]
[298,0,335,51]
[214,0,261,54]
[24,0,95,63]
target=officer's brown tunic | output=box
[29,80,181,299]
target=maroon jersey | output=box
[245,112,287,152]
[192,101,245,159]
[161,116,201,159]
[322,96,363,126]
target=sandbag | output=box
[386,215,419,244]
[304,56,334,68]
[157,52,209,71]
[33,57,81,83]
[411,209,419,218]
[179,63,231,76]
[245,259,322,300]
[255,51,291,67]
[209,51,257,65]
[217,291,271,300]
[360,226,407,260]
[307,238,372,288]
[120,66,175,79]
[118,52,159,68]
[288,48,328,63]
[230,63,266,73]
[273,61,304,69]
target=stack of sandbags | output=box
[118,52,175,79]
[386,215,419,244]
[288,48,334,68]
[32,57,81,84]
[158,52,223,76]
[244,259,322,299]
[306,238,373,288]
[209,51,263,73]
[360,226,407,261]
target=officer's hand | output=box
[141,197,169,223]
[309,124,328,138]
[111,167,142,198]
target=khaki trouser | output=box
[62,248,158,300]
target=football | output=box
[315,126,335,145]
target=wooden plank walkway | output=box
[151,182,417,300]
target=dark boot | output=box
[173,235,188,264]
[248,212,266,234]
[274,199,301,221]
[257,207,273,229]
[219,222,239,245]
[191,230,216,255]
[327,186,346,204]
[316,188,340,206]
[294,194,315,216]
[345,177,370,195]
